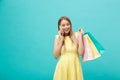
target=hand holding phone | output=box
[58,27,65,44]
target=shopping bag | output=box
[82,34,94,61]
[78,29,104,62]
[82,34,101,62]
[85,32,105,54]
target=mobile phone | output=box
[63,32,65,37]
[61,32,65,37]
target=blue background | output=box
[0,0,120,80]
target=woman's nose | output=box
[65,25,69,28]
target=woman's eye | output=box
[62,24,65,27]
[66,23,69,26]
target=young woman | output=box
[53,16,84,80]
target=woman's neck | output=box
[64,32,70,36]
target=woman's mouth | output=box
[64,29,70,33]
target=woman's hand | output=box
[78,28,84,56]
[53,27,65,59]
[78,28,84,37]
[58,27,65,44]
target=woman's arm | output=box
[78,29,84,56]
[53,35,64,59]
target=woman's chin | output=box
[64,31,70,35]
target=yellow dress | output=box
[53,32,84,80]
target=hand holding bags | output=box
[78,29,105,62]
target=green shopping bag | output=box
[84,32,105,54]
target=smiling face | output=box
[58,16,72,36]
[60,19,71,34]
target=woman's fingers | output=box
[58,31,60,36]
[59,27,64,36]
[58,28,63,37]
[79,28,84,34]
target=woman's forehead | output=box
[61,19,69,24]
